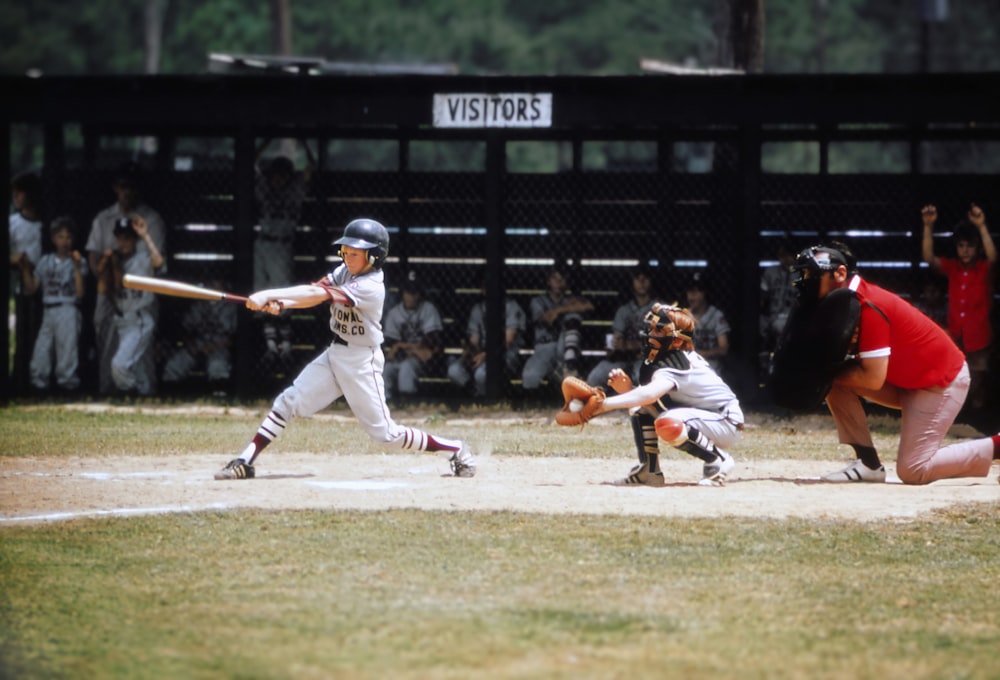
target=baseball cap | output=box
[401,270,422,293]
[113,161,142,188]
[686,270,708,291]
[113,217,137,238]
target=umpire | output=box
[784,242,999,484]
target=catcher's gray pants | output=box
[826,362,994,484]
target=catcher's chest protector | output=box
[769,287,861,411]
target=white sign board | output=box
[433,93,553,128]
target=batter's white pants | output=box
[273,343,422,450]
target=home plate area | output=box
[1,453,997,524]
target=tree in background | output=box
[2,0,999,77]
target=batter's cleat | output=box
[214,458,255,480]
[449,444,477,478]
[700,450,735,486]
[607,462,665,487]
[820,459,886,483]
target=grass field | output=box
[1,403,998,679]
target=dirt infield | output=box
[3,449,997,525]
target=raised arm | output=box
[968,203,997,264]
[921,204,941,270]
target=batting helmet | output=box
[333,218,389,268]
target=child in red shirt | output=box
[921,203,996,409]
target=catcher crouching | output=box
[556,302,744,486]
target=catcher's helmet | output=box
[640,302,695,363]
[333,218,389,268]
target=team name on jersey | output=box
[333,306,366,338]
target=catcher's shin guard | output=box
[656,416,719,464]
[673,425,719,464]
[631,411,660,472]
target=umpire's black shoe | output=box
[214,458,255,480]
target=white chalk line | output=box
[1,503,232,524]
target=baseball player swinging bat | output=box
[123,274,249,303]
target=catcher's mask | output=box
[640,302,694,363]
[792,245,848,302]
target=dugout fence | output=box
[4,73,1000,405]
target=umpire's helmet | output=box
[334,218,389,268]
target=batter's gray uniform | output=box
[269,265,450,451]
[382,297,444,400]
[587,298,656,386]
[86,203,166,394]
[29,253,87,391]
[110,250,160,394]
[447,297,526,396]
[521,293,586,389]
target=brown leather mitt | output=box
[555,376,606,427]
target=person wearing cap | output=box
[521,268,594,398]
[791,241,1000,484]
[685,270,731,376]
[97,215,165,396]
[85,161,167,395]
[253,140,316,367]
[586,266,658,389]
[382,271,445,402]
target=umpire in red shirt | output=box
[793,242,999,485]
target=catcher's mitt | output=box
[555,376,605,427]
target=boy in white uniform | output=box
[98,216,165,395]
[22,217,87,393]
[215,218,477,480]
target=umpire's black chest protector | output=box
[769,287,862,411]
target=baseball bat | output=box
[122,274,249,304]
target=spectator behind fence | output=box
[447,280,527,398]
[21,216,87,395]
[920,203,997,411]
[9,170,44,392]
[685,270,731,376]
[586,265,658,390]
[97,216,165,396]
[382,271,445,403]
[161,271,239,395]
[759,239,797,355]
[912,274,947,329]
[521,268,594,397]
[86,162,167,396]
[254,140,315,369]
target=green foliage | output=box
[2,0,999,76]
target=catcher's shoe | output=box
[820,459,885,483]
[607,462,665,488]
[449,444,477,478]
[214,458,255,480]
[700,450,735,487]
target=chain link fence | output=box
[9,126,1000,408]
